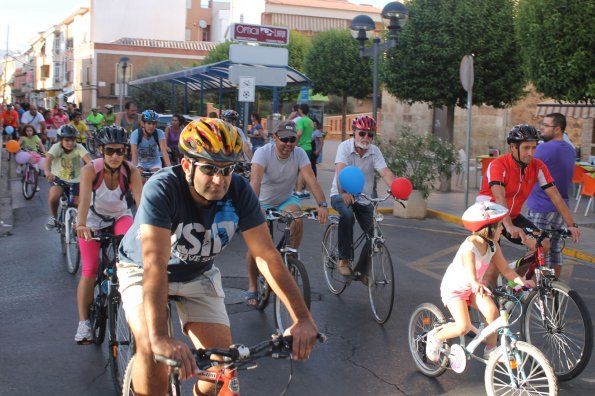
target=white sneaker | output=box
[45,216,57,231]
[425,329,442,363]
[483,345,506,362]
[74,320,93,344]
[16,166,22,175]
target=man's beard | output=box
[355,140,369,150]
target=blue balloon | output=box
[339,166,365,194]
[5,125,14,135]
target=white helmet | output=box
[462,202,508,232]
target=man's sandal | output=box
[243,291,259,307]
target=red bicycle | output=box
[505,228,593,381]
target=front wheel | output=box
[121,354,136,396]
[368,242,395,324]
[521,281,593,381]
[89,278,107,345]
[64,207,80,274]
[57,205,66,255]
[255,273,271,311]
[274,256,311,333]
[408,303,449,377]
[485,341,558,396]
[321,223,347,295]
[108,288,135,393]
[22,164,38,200]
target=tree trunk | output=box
[341,94,348,141]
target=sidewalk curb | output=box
[0,148,15,237]
[426,208,595,264]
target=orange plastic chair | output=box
[572,165,587,199]
[574,174,595,216]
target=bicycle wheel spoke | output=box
[321,223,346,295]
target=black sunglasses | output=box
[358,131,375,138]
[195,163,236,176]
[279,136,297,144]
[104,147,126,156]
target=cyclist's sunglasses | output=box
[195,163,236,176]
[358,131,375,138]
[279,136,297,144]
[104,147,126,156]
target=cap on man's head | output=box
[104,104,113,109]
[91,107,98,111]
[275,121,297,138]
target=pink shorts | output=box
[79,215,133,278]
[440,286,473,307]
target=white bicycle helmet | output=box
[462,202,508,232]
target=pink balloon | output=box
[37,156,46,170]
[15,151,30,165]
[29,152,41,164]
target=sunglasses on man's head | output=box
[279,136,297,144]
[358,131,375,138]
[104,147,126,156]
[195,163,236,176]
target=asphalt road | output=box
[2,178,594,396]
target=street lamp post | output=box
[118,57,129,112]
[350,2,409,124]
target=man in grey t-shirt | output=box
[244,121,328,306]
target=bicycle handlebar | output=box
[265,207,318,223]
[154,333,326,370]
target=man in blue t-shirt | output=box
[118,118,318,395]
[130,109,171,171]
[527,113,576,278]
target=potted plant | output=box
[381,128,461,218]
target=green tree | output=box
[202,41,232,64]
[130,61,186,113]
[516,0,595,102]
[304,29,372,140]
[383,0,525,141]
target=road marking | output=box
[405,244,459,281]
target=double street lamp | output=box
[350,2,409,123]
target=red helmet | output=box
[352,115,376,132]
[462,202,508,232]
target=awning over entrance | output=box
[536,102,595,119]
[128,60,311,92]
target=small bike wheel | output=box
[408,303,449,377]
[368,242,395,324]
[275,256,311,333]
[89,279,107,345]
[121,354,137,396]
[108,288,136,393]
[485,340,558,396]
[64,207,80,274]
[57,206,66,255]
[255,273,271,311]
[22,165,38,200]
[521,281,593,381]
[321,223,347,295]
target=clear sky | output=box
[0,0,394,54]
[0,0,84,53]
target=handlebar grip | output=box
[154,354,181,367]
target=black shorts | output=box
[502,214,539,245]
[52,178,80,196]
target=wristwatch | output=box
[570,223,579,228]
[318,201,328,208]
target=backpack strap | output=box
[119,160,132,199]
[92,158,105,191]
[136,128,161,147]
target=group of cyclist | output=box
[14,98,585,394]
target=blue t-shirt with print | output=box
[119,165,264,282]
[130,128,166,169]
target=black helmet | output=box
[221,109,239,123]
[57,124,79,139]
[507,124,540,144]
[96,125,128,146]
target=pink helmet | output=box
[462,202,508,232]
[352,115,376,132]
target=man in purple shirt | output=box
[526,113,576,278]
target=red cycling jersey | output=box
[477,153,554,220]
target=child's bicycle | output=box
[499,227,593,381]
[52,179,80,274]
[408,286,558,396]
[20,150,44,200]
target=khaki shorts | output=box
[117,261,230,329]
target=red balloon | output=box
[391,177,413,200]
[6,140,20,153]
